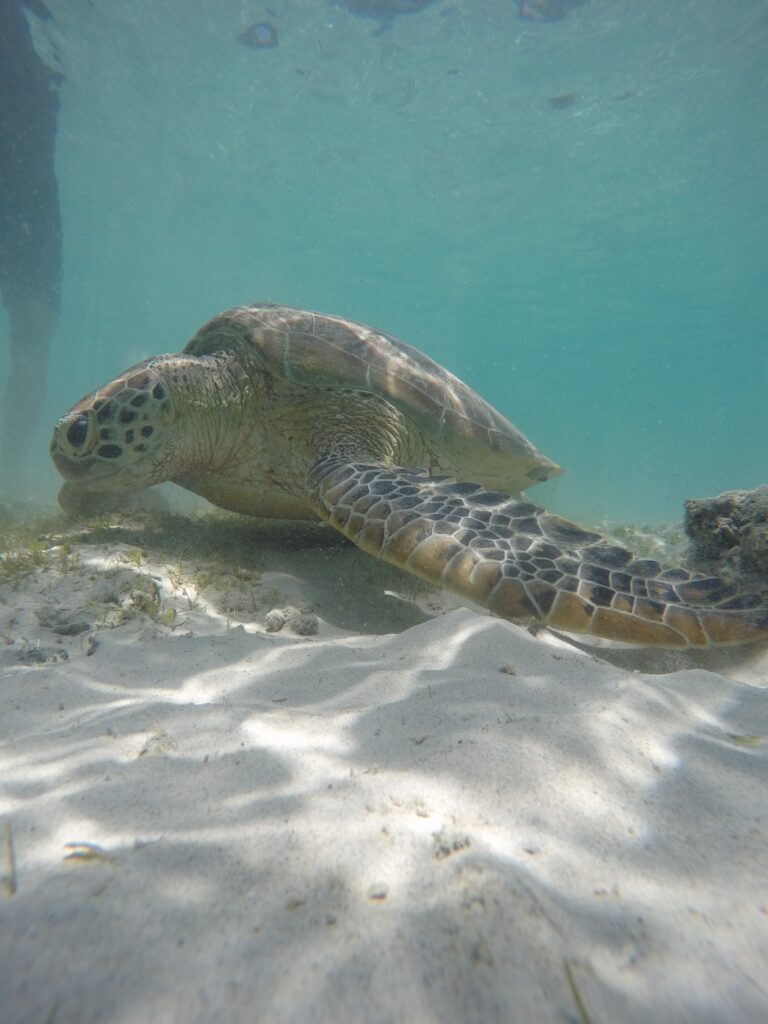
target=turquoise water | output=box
[6,0,768,523]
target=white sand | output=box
[1,519,767,1024]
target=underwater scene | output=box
[2,4,768,1024]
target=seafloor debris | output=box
[335,1,437,36]
[36,605,90,636]
[547,92,577,109]
[16,643,69,665]
[238,21,279,48]
[517,0,586,22]
[62,842,117,864]
[265,605,319,636]
[2,822,16,897]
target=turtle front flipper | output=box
[307,459,768,648]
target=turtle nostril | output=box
[66,414,90,449]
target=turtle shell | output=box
[184,303,563,492]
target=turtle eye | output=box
[66,414,90,449]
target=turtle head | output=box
[50,357,182,496]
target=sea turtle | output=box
[50,303,768,648]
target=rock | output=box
[264,608,288,633]
[684,485,768,581]
[16,644,69,665]
[287,610,319,637]
[264,605,319,636]
[36,605,91,636]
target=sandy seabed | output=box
[1,508,766,1024]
